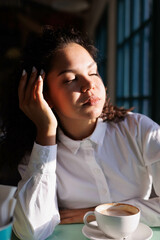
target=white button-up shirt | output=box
[13,113,160,240]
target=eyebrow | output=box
[57,61,97,77]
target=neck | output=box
[59,118,98,140]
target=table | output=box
[11,224,160,240]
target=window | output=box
[116,0,153,117]
[95,7,107,85]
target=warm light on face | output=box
[46,43,106,122]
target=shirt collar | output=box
[57,118,107,154]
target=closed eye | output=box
[64,76,78,84]
[89,73,99,76]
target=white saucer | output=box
[82,221,153,240]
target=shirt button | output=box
[37,163,44,170]
[37,149,49,160]
[38,150,45,157]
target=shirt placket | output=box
[81,140,112,204]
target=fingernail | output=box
[40,69,44,75]
[32,66,36,72]
[39,75,43,81]
[22,69,26,76]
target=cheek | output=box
[49,90,77,111]
[69,91,80,104]
[98,82,106,99]
[45,84,61,109]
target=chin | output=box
[84,109,103,120]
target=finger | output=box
[18,69,27,104]
[32,81,38,101]
[34,75,44,102]
[25,66,37,101]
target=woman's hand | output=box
[18,67,57,145]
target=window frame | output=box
[116,0,154,118]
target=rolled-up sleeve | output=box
[13,142,60,240]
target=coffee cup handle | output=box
[83,211,98,230]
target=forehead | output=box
[52,43,94,70]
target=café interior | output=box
[0,1,160,239]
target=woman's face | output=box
[46,43,106,123]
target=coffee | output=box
[100,208,134,216]
[99,204,138,216]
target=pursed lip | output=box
[83,95,101,106]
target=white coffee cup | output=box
[83,203,140,239]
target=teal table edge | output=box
[11,223,160,240]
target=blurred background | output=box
[0,0,160,123]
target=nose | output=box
[80,77,95,93]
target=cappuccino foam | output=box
[100,205,136,216]
[101,208,133,216]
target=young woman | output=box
[1,26,160,240]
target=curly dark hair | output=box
[0,25,132,185]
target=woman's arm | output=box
[13,143,60,240]
[122,116,160,227]
[59,207,96,224]
[13,68,60,240]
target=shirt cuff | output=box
[27,142,57,174]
